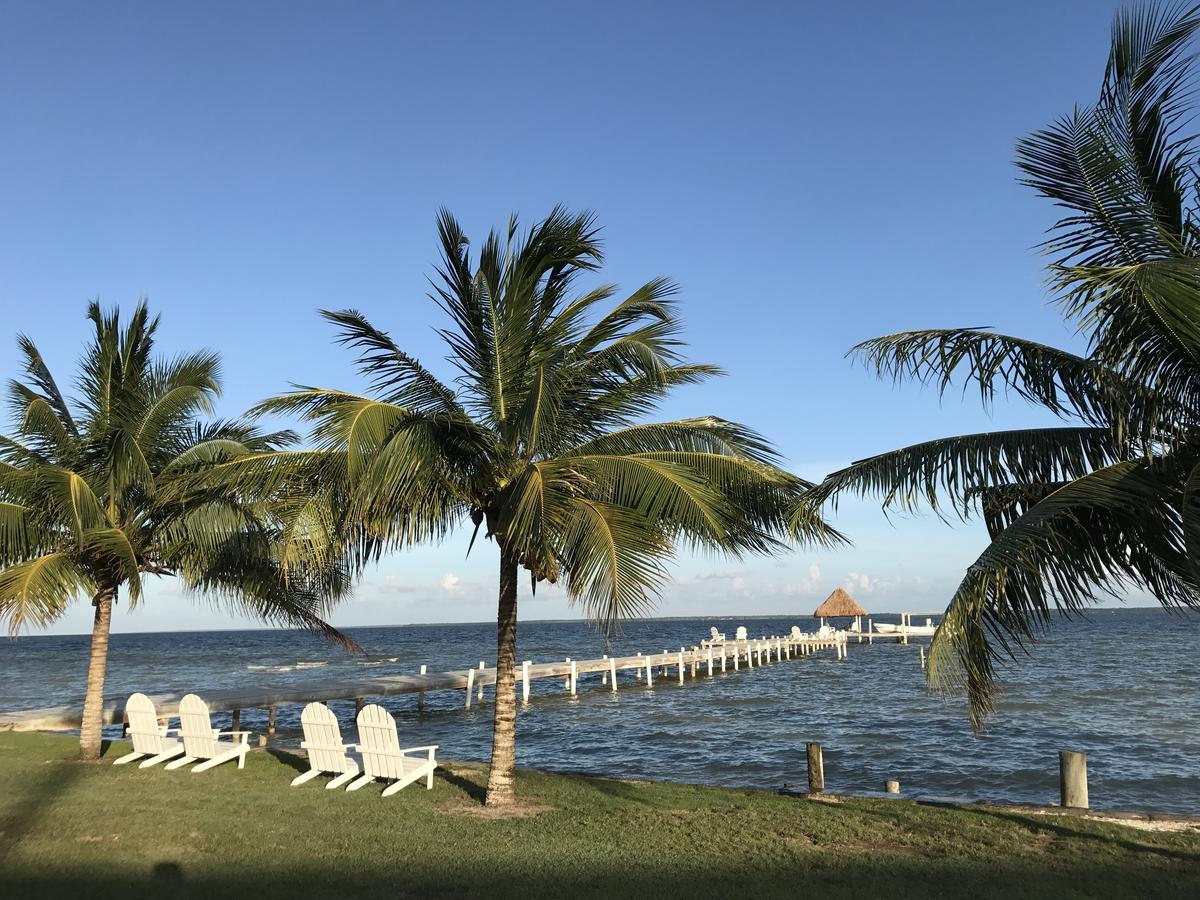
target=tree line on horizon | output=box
[3,2,1200,808]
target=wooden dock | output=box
[0,632,849,734]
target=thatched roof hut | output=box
[814,588,867,619]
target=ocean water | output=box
[2,608,1197,814]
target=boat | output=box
[874,618,937,637]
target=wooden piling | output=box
[1060,751,1088,809]
[601,654,609,685]
[807,742,824,793]
[677,651,685,685]
[609,655,617,691]
[521,660,531,703]
[354,698,364,716]
[477,661,485,700]
[465,667,475,708]
[418,664,427,710]
[885,780,900,795]
[570,659,578,696]
[645,655,654,687]
[707,646,714,676]
[230,709,241,735]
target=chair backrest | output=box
[178,693,221,760]
[125,692,166,755]
[790,625,802,640]
[735,626,748,641]
[710,626,721,640]
[356,704,406,780]
[817,624,833,638]
[301,702,351,773]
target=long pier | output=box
[0,632,849,734]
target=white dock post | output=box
[646,654,654,687]
[677,651,685,684]
[570,659,578,696]
[868,618,873,644]
[1060,750,1089,809]
[733,647,740,670]
[602,654,609,685]
[465,667,475,708]
[478,661,486,699]
[706,646,714,676]
[747,644,754,668]
[521,660,531,703]
[636,652,643,681]
[564,658,572,691]
[919,645,926,669]
[609,655,617,691]
[721,646,727,671]
[418,663,427,710]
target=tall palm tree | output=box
[809,3,1200,726]
[227,208,839,807]
[0,302,358,759]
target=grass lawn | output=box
[1,732,1197,898]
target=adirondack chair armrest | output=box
[300,741,355,751]
[397,744,439,757]
[216,730,252,744]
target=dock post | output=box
[478,661,485,700]
[807,743,824,793]
[230,709,241,735]
[919,646,925,669]
[868,618,873,644]
[570,659,578,696]
[733,648,739,670]
[602,654,609,685]
[521,660,531,703]
[268,704,277,737]
[747,644,754,669]
[885,780,900,795]
[418,664,427,710]
[721,647,727,672]
[1060,751,1089,809]
[354,698,364,716]
[609,655,617,691]
[677,651,685,685]
[465,667,475,708]
[646,655,654,687]
[636,652,643,681]
[707,647,714,676]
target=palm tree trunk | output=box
[484,546,519,806]
[79,584,117,761]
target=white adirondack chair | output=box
[790,625,804,640]
[735,626,748,641]
[112,692,184,768]
[347,703,438,796]
[164,693,251,772]
[291,702,360,789]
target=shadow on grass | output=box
[263,747,308,775]
[434,766,486,802]
[0,739,105,860]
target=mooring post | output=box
[868,618,873,644]
[602,654,609,685]
[707,646,714,676]
[885,780,900,795]
[721,646,727,671]
[677,651,685,685]
[465,667,475,708]
[570,659,578,696]
[609,655,617,691]
[230,709,241,735]
[354,698,364,716]
[733,647,739,670]
[919,645,926,669]
[636,651,643,681]
[1060,751,1089,808]
[646,654,654,687]
[478,661,486,700]
[564,657,572,691]
[807,742,824,793]
[521,660,531,703]
[418,664,427,710]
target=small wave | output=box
[246,661,331,673]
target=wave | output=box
[246,661,331,673]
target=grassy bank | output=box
[1,733,1196,898]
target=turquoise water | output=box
[2,608,1197,814]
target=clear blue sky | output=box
[0,1,1140,634]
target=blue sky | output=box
[1,1,1141,634]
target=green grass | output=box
[1,733,1197,899]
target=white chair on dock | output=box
[347,703,438,796]
[165,693,251,772]
[112,692,184,768]
[735,626,748,641]
[292,702,361,789]
[702,626,726,647]
[790,625,804,640]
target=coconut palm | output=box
[0,302,358,760]
[229,208,840,806]
[808,3,1200,726]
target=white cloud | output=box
[440,573,462,592]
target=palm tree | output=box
[0,302,358,760]
[808,3,1200,726]
[229,208,839,807]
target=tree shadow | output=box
[435,767,486,803]
[0,750,87,860]
[264,748,308,775]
